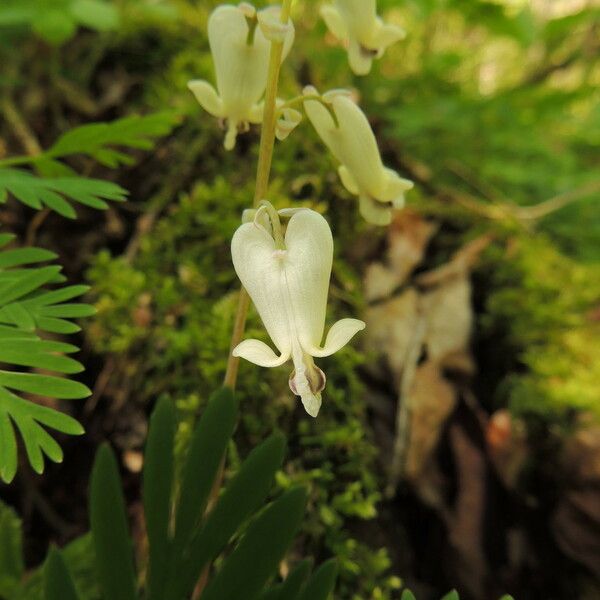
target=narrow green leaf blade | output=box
[90,444,137,600]
[0,247,56,268]
[201,488,307,600]
[143,399,175,600]
[296,559,338,600]
[259,559,313,600]
[174,387,238,550]
[0,266,61,306]
[0,499,24,585]
[174,432,286,598]
[0,412,18,483]
[44,547,81,600]
[0,371,90,399]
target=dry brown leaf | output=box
[364,211,437,301]
[553,490,600,577]
[552,419,600,576]
[422,276,473,363]
[405,361,458,481]
[365,288,420,381]
[446,420,488,599]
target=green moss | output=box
[481,234,600,419]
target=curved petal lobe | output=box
[233,339,290,367]
[309,318,366,357]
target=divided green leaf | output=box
[0,168,127,218]
[45,112,180,168]
[0,241,91,483]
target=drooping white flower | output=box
[303,87,413,226]
[188,3,295,150]
[320,0,405,75]
[231,207,365,417]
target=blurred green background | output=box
[0,0,599,599]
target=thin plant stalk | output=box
[194,2,294,597]
[223,0,294,389]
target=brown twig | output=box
[1,94,42,157]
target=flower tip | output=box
[301,393,322,418]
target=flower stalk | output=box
[223,0,294,390]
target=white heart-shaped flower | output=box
[231,209,365,416]
[188,3,295,149]
[321,0,405,75]
[303,87,413,225]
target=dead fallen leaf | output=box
[446,419,488,599]
[365,288,420,381]
[405,361,458,482]
[552,418,600,576]
[364,211,437,301]
[422,276,473,364]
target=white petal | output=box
[232,339,290,367]
[330,95,386,194]
[380,168,414,203]
[338,165,359,195]
[187,80,224,118]
[283,210,333,353]
[347,39,374,75]
[257,8,293,44]
[359,195,393,226]
[335,0,378,41]
[309,318,366,357]
[224,121,239,150]
[258,6,295,60]
[248,102,264,124]
[378,22,406,50]
[231,222,292,357]
[208,6,270,121]
[277,207,310,218]
[320,5,348,41]
[301,392,322,417]
[275,107,302,141]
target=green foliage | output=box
[43,550,80,600]
[0,169,127,218]
[87,175,390,598]
[0,105,177,481]
[0,505,100,600]
[0,500,24,598]
[0,112,180,217]
[0,0,119,45]
[11,389,333,600]
[0,234,93,483]
[399,592,513,600]
[43,112,181,169]
[482,235,600,419]
[90,445,138,600]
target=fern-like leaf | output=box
[0,168,127,218]
[45,112,180,168]
[0,236,90,483]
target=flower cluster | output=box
[190,1,410,415]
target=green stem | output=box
[245,15,259,45]
[279,93,340,127]
[0,155,38,168]
[223,0,293,390]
